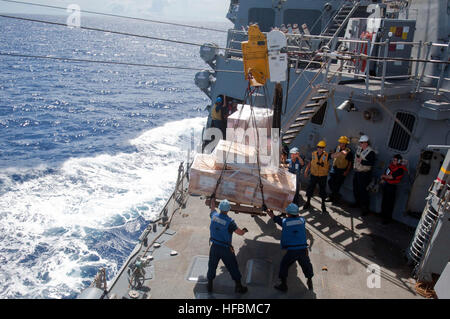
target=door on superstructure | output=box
[406,150,445,217]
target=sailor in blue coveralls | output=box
[265,203,314,291]
[285,147,305,206]
[207,196,249,294]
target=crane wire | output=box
[0,0,228,33]
[0,14,242,54]
[5,11,446,65]
[0,52,244,73]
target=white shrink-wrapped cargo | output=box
[188,153,296,212]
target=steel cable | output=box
[0,0,228,33]
[0,14,242,54]
[0,52,244,73]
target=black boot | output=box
[321,199,327,214]
[349,201,359,208]
[303,198,311,210]
[331,193,340,205]
[274,278,288,292]
[207,279,213,293]
[307,278,313,291]
[235,280,248,294]
[361,206,369,216]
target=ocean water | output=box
[0,14,229,298]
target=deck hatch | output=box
[186,255,209,283]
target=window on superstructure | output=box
[248,8,275,32]
[388,112,416,152]
[311,102,327,125]
[283,9,322,34]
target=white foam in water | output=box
[0,117,206,298]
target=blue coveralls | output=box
[287,157,304,206]
[207,210,242,281]
[273,215,314,280]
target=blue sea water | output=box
[0,14,229,298]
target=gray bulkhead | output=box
[212,0,339,102]
[285,84,449,228]
[406,0,450,90]
[200,0,450,228]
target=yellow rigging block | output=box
[241,24,270,87]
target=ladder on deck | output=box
[281,86,330,146]
[322,2,359,47]
[281,42,354,146]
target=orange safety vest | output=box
[333,146,351,170]
[384,163,407,185]
[211,103,222,121]
[311,151,330,177]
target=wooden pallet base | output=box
[205,199,267,217]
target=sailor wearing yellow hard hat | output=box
[303,140,331,213]
[326,136,353,204]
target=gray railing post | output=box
[380,37,390,97]
[435,41,450,96]
[323,37,338,84]
[411,40,422,93]
[365,38,371,95]
[416,42,432,93]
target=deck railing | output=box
[222,28,449,96]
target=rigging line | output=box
[0,14,242,53]
[0,0,228,33]
[211,91,249,198]
[249,89,266,208]
[0,52,244,73]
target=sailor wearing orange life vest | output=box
[303,140,331,213]
[380,154,407,225]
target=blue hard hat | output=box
[286,203,299,215]
[219,199,231,212]
[216,96,223,103]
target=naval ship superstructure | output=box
[79,0,450,299]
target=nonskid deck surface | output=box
[119,190,422,299]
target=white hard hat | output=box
[289,147,299,154]
[359,135,369,142]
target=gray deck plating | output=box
[106,180,422,299]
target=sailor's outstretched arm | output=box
[210,194,216,212]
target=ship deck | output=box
[107,183,423,299]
